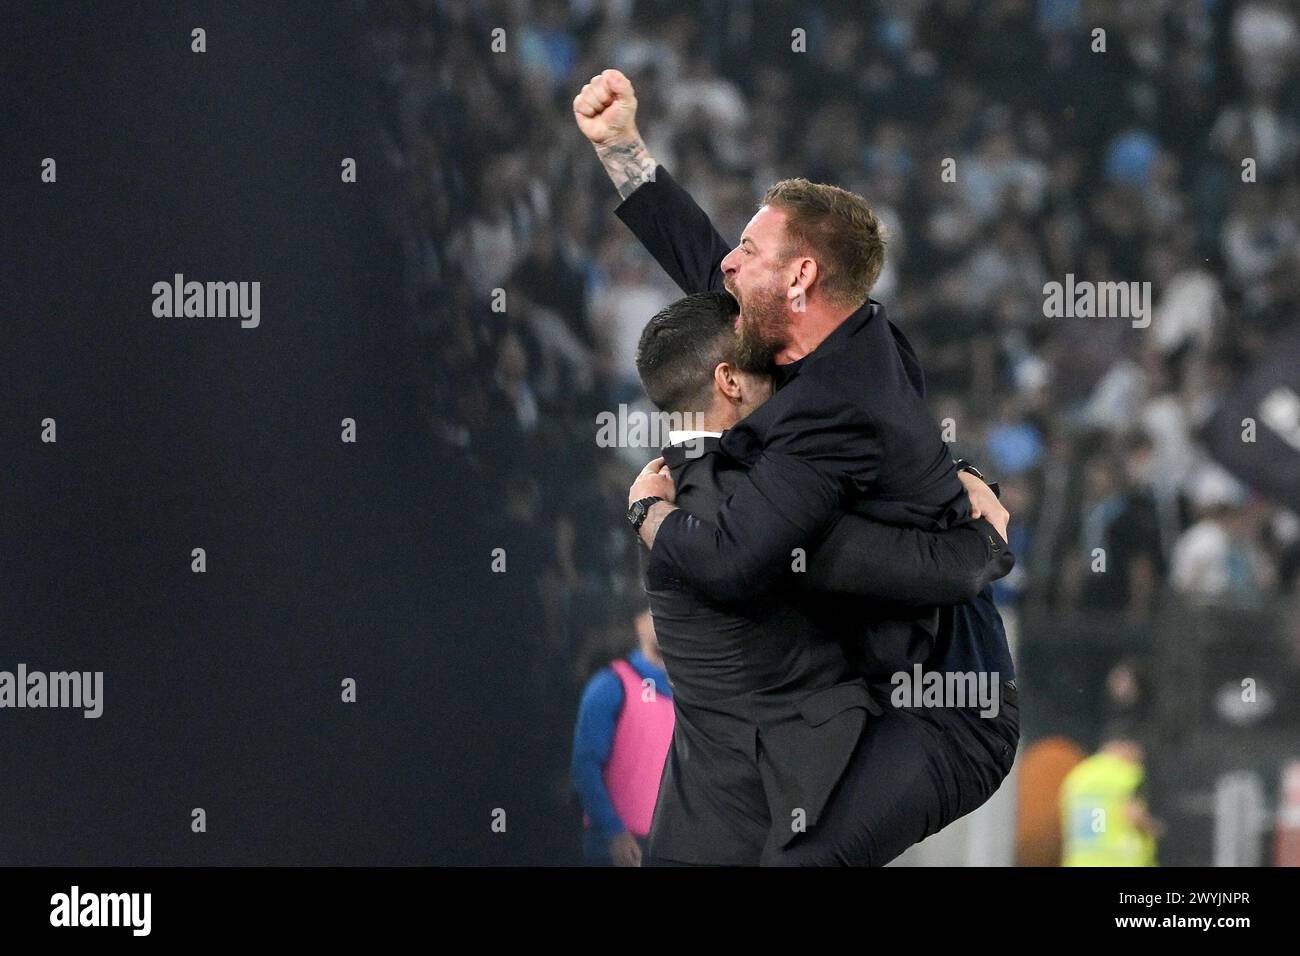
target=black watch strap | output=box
[628,496,664,534]
[955,459,1001,499]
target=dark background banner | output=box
[1,1,566,865]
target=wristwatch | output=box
[627,496,664,535]
[954,458,1000,499]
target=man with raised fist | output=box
[574,69,657,201]
[575,70,1019,865]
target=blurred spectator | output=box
[1170,466,1274,603]
[1060,727,1161,867]
[1063,434,1164,626]
[569,607,674,866]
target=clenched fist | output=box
[573,69,640,149]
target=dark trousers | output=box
[759,694,1020,866]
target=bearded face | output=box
[719,204,803,369]
[727,272,789,372]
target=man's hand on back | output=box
[629,456,676,506]
[629,456,678,549]
[574,69,658,199]
[958,470,1010,543]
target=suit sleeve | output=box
[800,515,1015,605]
[648,380,882,605]
[614,165,730,295]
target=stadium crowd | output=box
[363,0,1300,860]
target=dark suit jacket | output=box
[617,164,1017,681]
[646,437,1012,863]
[618,166,970,609]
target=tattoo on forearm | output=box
[597,138,656,199]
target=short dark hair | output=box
[635,292,739,415]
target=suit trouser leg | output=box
[760,700,1020,866]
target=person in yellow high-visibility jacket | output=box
[1060,736,1160,866]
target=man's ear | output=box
[714,362,743,401]
[790,257,817,305]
